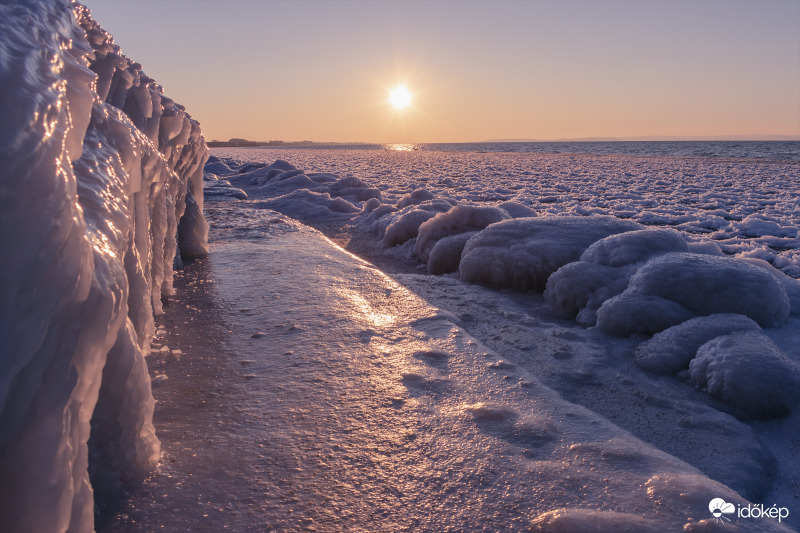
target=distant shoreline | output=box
[206,139,369,148]
[209,137,799,148]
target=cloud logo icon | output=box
[709,498,736,522]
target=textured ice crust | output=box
[0,2,209,531]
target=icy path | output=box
[103,204,792,532]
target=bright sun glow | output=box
[389,86,411,110]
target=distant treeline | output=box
[207,138,315,148]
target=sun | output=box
[389,85,411,110]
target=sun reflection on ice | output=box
[337,288,397,328]
[384,143,420,151]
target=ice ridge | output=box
[0,1,209,531]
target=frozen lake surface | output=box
[106,147,800,531]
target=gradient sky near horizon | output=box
[87,0,800,144]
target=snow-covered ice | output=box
[2,1,799,530]
[200,145,800,530]
[105,204,795,532]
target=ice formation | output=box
[0,1,209,531]
[380,199,457,247]
[427,231,479,275]
[218,159,383,221]
[414,204,509,265]
[634,314,762,375]
[580,228,689,266]
[595,292,697,335]
[204,147,800,528]
[459,216,642,291]
[622,253,790,328]
[689,332,800,419]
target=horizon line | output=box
[209,135,800,146]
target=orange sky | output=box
[89,0,800,143]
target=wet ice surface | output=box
[105,201,797,532]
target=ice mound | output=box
[686,239,725,256]
[634,314,762,375]
[596,293,696,335]
[497,200,538,218]
[580,228,689,266]
[258,189,361,219]
[204,173,248,200]
[414,205,510,264]
[544,229,689,326]
[530,508,661,532]
[459,216,642,291]
[727,213,799,239]
[739,257,800,316]
[0,2,208,530]
[226,160,382,220]
[204,155,234,176]
[689,331,800,419]
[323,176,383,204]
[547,231,794,333]
[380,199,457,247]
[397,188,435,208]
[230,159,297,186]
[427,232,479,275]
[624,253,790,328]
[545,262,635,326]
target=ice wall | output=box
[0,1,209,531]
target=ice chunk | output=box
[360,197,383,214]
[545,262,634,326]
[580,228,688,267]
[497,200,538,218]
[230,160,298,186]
[739,257,800,316]
[260,189,361,220]
[381,200,456,247]
[414,204,509,264]
[396,188,435,208]
[203,155,234,176]
[530,508,661,532]
[729,213,798,238]
[323,176,382,204]
[427,231,478,275]
[686,240,725,256]
[689,331,800,419]
[634,314,762,375]
[204,175,249,201]
[459,216,642,291]
[626,253,790,327]
[596,293,695,336]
